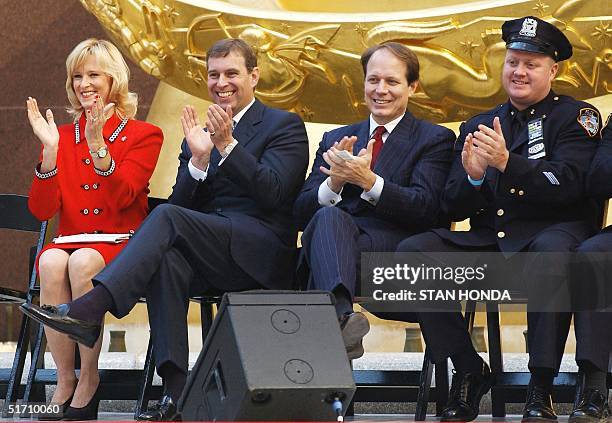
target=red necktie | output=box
[370,125,386,169]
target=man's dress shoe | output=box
[522,384,557,422]
[138,395,181,421]
[19,303,101,348]
[339,312,370,360]
[569,389,611,423]
[440,362,494,422]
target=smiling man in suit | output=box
[21,38,309,421]
[294,42,455,360]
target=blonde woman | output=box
[26,38,163,420]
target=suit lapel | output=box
[373,112,416,179]
[353,121,370,154]
[232,99,264,150]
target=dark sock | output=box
[332,286,353,319]
[579,360,608,396]
[66,284,114,324]
[159,363,187,401]
[530,367,555,390]
[451,347,483,374]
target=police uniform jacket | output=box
[587,115,612,199]
[433,91,602,251]
[29,113,163,264]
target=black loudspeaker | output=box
[180,291,356,421]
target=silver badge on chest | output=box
[527,118,545,159]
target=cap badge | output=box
[519,18,538,37]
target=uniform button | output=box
[82,208,89,215]
[85,158,91,165]
[510,188,516,194]
[518,190,524,196]
[93,208,100,215]
[530,109,535,115]
[129,230,135,234]
[83,184,90,190]
[497,209,504,216]
[330,199,335,205]
[93,183,99,189]
[497,231,505,239]
[553,96,559,101]
[510,111,515,116]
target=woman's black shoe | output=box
[62,387,100,421]
[37,394,73,421]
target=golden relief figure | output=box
[78,0,610,124]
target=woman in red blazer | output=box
[26,38,163,420]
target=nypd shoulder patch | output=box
[577,108,600,137]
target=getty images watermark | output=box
[370,263,511,302]
[359,252,612,312]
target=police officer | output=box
[570,116,612,422]
[396,16,603,422]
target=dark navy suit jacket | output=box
[294,110,455,248]
[169,99,309,288]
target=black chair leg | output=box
[415,349,434,421]
[435,358,449,416]
[2,314,31,418]
[200,302,214,342]
[487,308,506,417]
[20,323,46,418]
[574,371,585,408]
[135,335,156,419]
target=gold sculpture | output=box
[78,0,610,124]
[82,0,611,345]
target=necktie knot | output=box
[373,125,386,138]
[370,125,386,169]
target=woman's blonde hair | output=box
[65,39,138,120]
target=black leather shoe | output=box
[522,384,557,422]
[20,303,101,348]
[138,395,181,421]
[339,312,370,360]
[440,362,494,422]
[569,389,611,423]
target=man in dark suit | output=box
[293,42,455,360]
[21,38,309,421]
[397,16,603,422]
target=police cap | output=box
[502,16,572,62]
